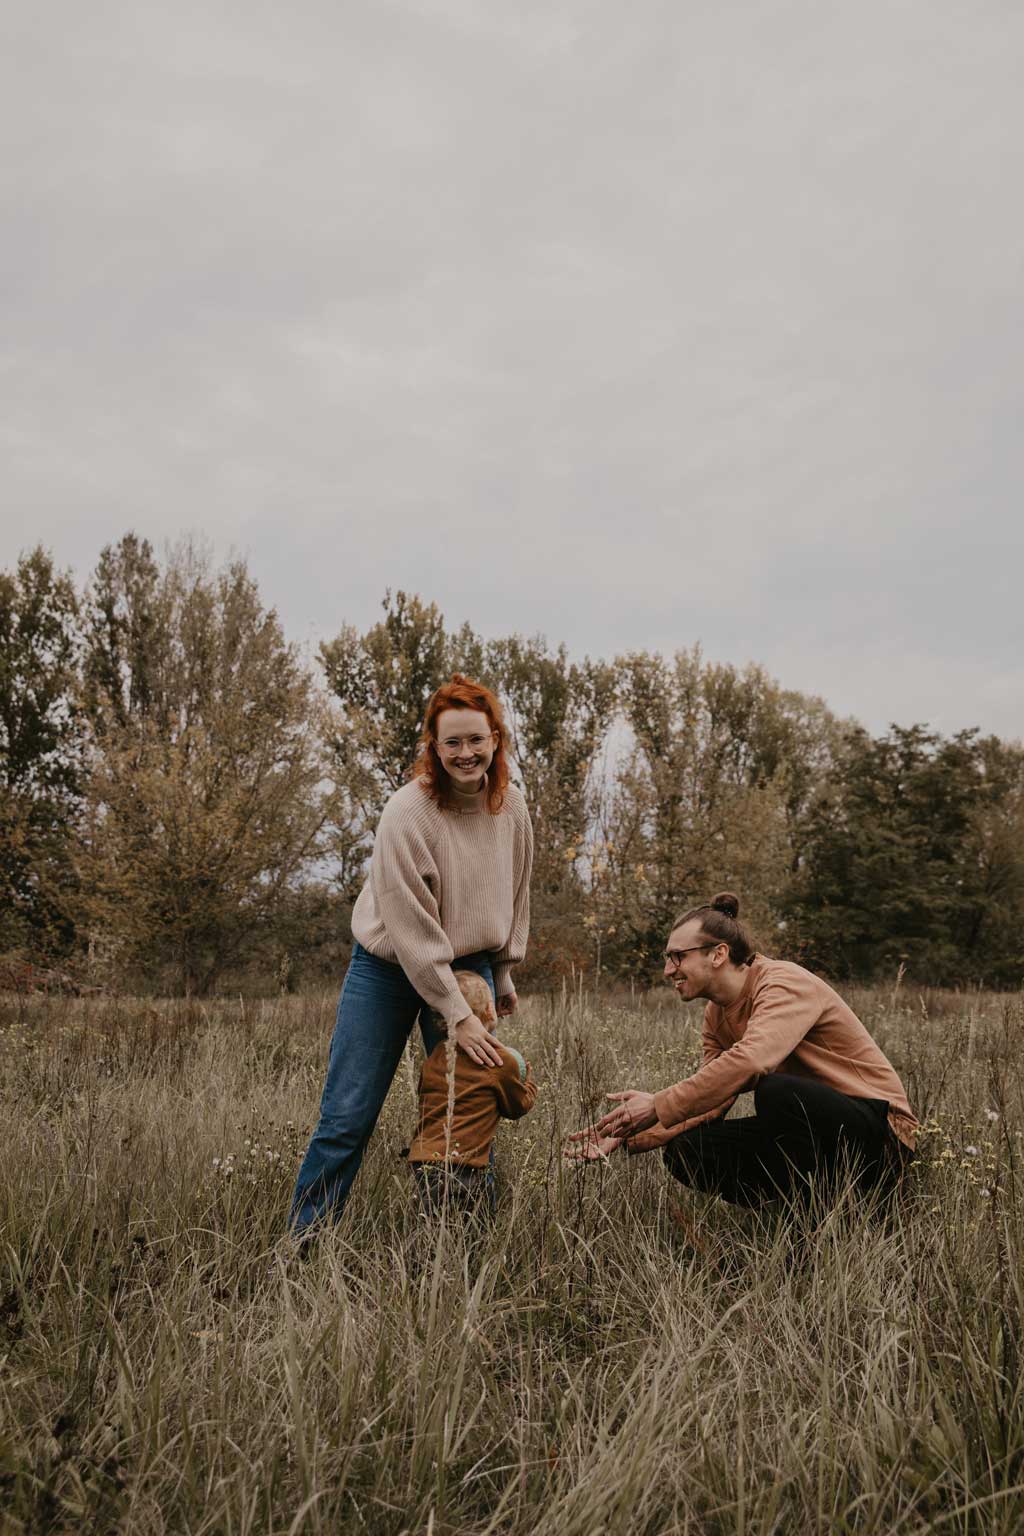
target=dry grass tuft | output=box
[2,983,1024,1533]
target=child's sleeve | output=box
[493,1045,537,1120]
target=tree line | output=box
[2,536,1022,994]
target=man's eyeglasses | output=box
[663,943,720,970]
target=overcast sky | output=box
[4,1,1023,739]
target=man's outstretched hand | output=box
[594,1090,659,1140]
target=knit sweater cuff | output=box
[445,995,475,1028]
[492,962,515,998]
[653,1083,689,1128]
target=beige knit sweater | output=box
[350,777,534,1024]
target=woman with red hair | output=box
[289,674,533,1238]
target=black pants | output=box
[662,1074,900,1209]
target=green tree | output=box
[953,737,1024,984]
[318,592,475,907]
[0,547,82,953]
[484,636,617,982]
[593,647,836,978]
[77,538,328,993]
[319,591,462,804]
[786,724,1009,982]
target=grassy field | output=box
[2,978,1024,1535]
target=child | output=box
[407,970,537,1220]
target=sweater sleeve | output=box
[652,973,823,1129]
[626,1011,735,1153]
[492,798,534,997]
[493,1046,537,1120]
[371,798,474,1025]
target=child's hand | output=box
[454,1013,503,1067]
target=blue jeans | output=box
[288,943,495,1235]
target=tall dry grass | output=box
[2,980,1024,1534]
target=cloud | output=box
[3,0,1023,739]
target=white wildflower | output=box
[985,1110,999,1123]
[964,1145,980,1156]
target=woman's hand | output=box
[563,1126,623,1161]
[595,1090,658,1140]
[454,1013,504,1067]
[495,990,517,1017]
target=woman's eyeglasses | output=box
[439,734,494,751]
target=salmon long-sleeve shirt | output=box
[632,955,918,1153]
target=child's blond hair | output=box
[455,970,496,1024]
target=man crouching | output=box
[567,893,917,1210]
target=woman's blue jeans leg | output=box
[288,943,494,1236]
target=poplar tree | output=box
[591,647,837,977]
[0,547,82,954]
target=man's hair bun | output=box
[673,890,754,965]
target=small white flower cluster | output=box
[918,1112,1005,1202]
[207,1116,305,1192]
[211,1138,285,1185]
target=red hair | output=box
[412,674,510,813]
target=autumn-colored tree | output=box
[76,538,329,993]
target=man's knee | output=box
[663,1127,728,1195]
[663,1127,768,1208]
[754,1073,811,1126]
